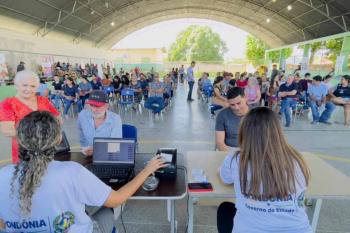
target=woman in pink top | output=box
[244,77,261,108]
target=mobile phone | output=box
[188,182,213,192]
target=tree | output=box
[168,25,228,62]
[245,36,267,66]
[309,42,323,64]
[245,36,292,65]
[325,38,343,64]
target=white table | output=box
[185,151,350,233]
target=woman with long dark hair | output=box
[0,111,165,233]
[217,107,311,233]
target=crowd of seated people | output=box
[202,67,350,127]
[0,65,344,233]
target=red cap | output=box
[86,99,106,107]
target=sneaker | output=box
[310,121,318,125]
[284,123,290,127]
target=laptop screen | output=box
[93,138,135,164]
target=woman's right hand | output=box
[143,155,167,175]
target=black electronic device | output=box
[54,131,70,155]
[188,182,213,192]
[155,148,177,180]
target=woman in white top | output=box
[217,107,312,233]
[0,111,165,233]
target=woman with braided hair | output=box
[0,111,166,233]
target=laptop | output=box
[55,131,70,155]
[88,137,136,183]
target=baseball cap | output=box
[86,90,108,107]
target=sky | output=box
[112,18,250,59]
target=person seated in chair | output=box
[140,73,149,100]
[215,87,249,151]
[217,107,311,233]
[211,76,229,115]
[197,72,211,99]
[278,75,298,127]
[129,75,142,109]
[90,74,102,90]
[78,90,122,156]
[78,77,92,108]
[62,77,82,118]
[331,75,350,126]
[308,75,334,124]
[144,73,165,115]
[0,111,165,233]
[163,74,174,105]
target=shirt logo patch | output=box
[297,191,305,207]
[0,218,5,230]
[53,211,75,233]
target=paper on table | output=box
[160,153,173,163]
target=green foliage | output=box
[268,48,292,63]
[168,25,228,62]
[326,38,343,64]
[245,36,267,66]
[306,39,343,64]
[245,36,292,65]
[309,41,323,64]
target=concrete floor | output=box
[0,83,350,233]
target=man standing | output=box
[179,65,185,83]
[270,64,278,85]
[308,75,333,124]
[187,61,196,101]
[215,87,249,151]
[78,90,122,156]
[279,75,298,127]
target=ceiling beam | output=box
[290,0,336,21]
[285,11,350,38]
[0,4,96,41]
[94,6,285,47]
[36,0,94,37]
[297,0,347,32]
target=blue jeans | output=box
[187,81,194,100]
[144,96,164,113]
[319,101,336,122]
[80,94,90,108]
[50,94,62,109]
[281,98,297,124]
[63,99,82,115]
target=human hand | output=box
[143,155,167,175]
[81,146,93,156]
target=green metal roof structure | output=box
[1,0,350,49]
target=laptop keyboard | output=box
[89,165,132,180]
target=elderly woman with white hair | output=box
[0,70,61,164]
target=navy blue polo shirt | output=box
[63,85,79,97]
[333,85,350,98]
[90,80,102,90]
[279,82,298,99]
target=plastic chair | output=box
[122,124,138,151]
[118,88,135,113]
[202,84,214,103]
[102,86,115,103]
